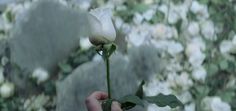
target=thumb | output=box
[111,101,122,111]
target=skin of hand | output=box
[85,91,122,111]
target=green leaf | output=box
[219,60,228,70]
[58,63,72,73]
[108,44,117,57]
[135,80,145,99]
[102,99,113,111]
[132,4,149,13]
[119,95,144,110]
[207,64,219,76]
[145,94,184,108]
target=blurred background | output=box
[0,0,236,111]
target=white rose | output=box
[0,82,15,98]
[80,37,92,50]
[200,20,215,40]
[192,66,207,82]
[88,8,116,46]
[0,67,4,84]
[32,68,49,84]
[187,21,200,36]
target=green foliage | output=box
[145,94,184,108]
[119,95,144,110]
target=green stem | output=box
[105,54,111,99]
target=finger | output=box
[85,96,102,111]
[112,101,122,111]
[89,91,108,100]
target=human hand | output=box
[85,91,122,111]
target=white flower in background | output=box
[78,0,91,10]
[191,37,206,50]
[152,24,178,39]
[0,67,4,84]
[144,76,172,96]
[201,97,232,111]
[167,41,184,56]
[232,35,236,45]
[80,37,92,50]
[142,9,155,21]
[133,12,144,24]
[168,6,180,24]
[186,42,206,67]
[88,8,116,46]
[158,4,168,16]
[114,17,123,29]
[184,103,196,111]
[0,82,15,98]
[200,20,215,40]
[147,104,171,111]
[190,1,209,20]
[187,21,200,36]
[177,91,193,104]
[167,72,193,90]
[127,29,146,47]
[32,68,49,84]
[192,66,207,82]
[220,40,234,54]
[143,0,154,5]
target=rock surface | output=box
[56,45,162,111]
[56,53,141,111]
[9,0,90,73]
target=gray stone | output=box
[9,0,91,73]
[56,53,144,111]
[128,45,163,81]
[0,40,6,56]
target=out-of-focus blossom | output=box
[0,82,15,98]
[177,91,193,104]
[167,72,193,90]
[184,103,196,111]
[0,67,4,84]
[32,68,49,84]
[186,42,205,67]
[168,6,180,24]
[80,37,92,50]
[143,0,154,5]
[192,66,207,82]
[152,24,178,39]
[133,12,144,24]
[167,41,184,56]
[114,17,124,29]
[200,20,215,40]
[187,21,200,36]
[147,104,171,111]
[142,9,155,21]
[190,1,209,20]
[144,76,172,96]
[88,8,116,46]
[220,40,234,54]
[201,97,232,111]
